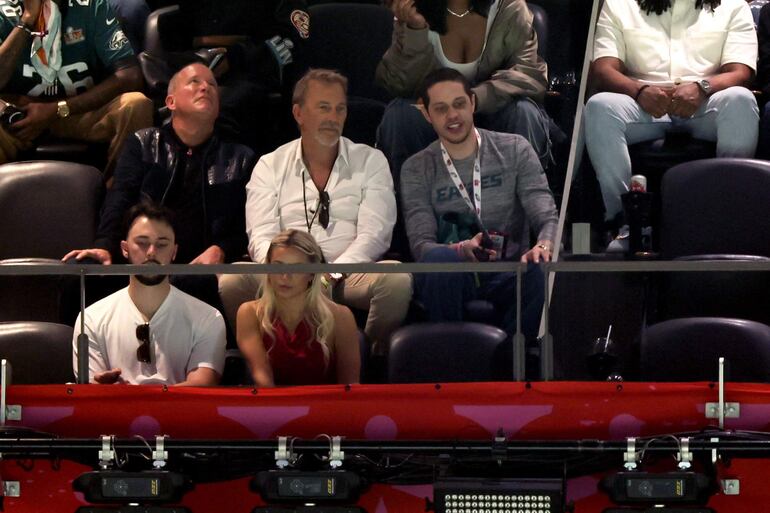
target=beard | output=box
[313,123,342,147]
[134,259,167,286]
[135,273,167,286]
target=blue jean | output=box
[584,86,759,220]
[377,96,552,183]
[414,246,545,338]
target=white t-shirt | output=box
[593,0,757,86]
[428,1,501,81]
[72,286,226,385]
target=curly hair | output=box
[416,0,495,35]
[636,0,720,15]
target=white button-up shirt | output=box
[593,0,757,86]
[245,136,396,264]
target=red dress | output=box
[264,317,335,386]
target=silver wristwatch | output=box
[696,79,712,96]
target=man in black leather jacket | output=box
[158,0,310,153]
[65,62,256,266]
[63,64,256,331]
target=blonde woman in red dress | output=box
[236,229,360,387]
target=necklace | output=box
[446,6,472,17]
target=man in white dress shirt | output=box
[219,69,412,353]
[584,0,759,224]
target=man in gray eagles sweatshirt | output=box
[400,68,558,338]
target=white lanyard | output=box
[439,129,483,218]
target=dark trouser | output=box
[758,102,770,160]
[376,96,552,183]
[414,247,545,339]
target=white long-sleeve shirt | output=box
[245,137,396,264]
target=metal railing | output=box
[2,258,769,383]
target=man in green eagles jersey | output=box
[0,0,152,178]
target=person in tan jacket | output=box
[375,0,551,180]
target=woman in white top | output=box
[376,0,552,182]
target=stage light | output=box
[73,471,192,504]
[251,508,365,513]
[76,508,191,513]
[601,472,713,505]
[252,471,362,504]
[434,478,564,513]
[603,509,714,513]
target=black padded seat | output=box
[640,317,770,382]
[0,321,74,384]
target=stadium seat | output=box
[652,158,770,325]
[0,161,104,322]
[0,161,103,260]
[0,322,74,384]
[19,139,109,172]
[387,322,509,383]
[652,254,770,325]
[143,4,182,57]
[640,317,770,382]
[139,5,183,103]
[303,2,394,145]
[660,158,770,258]
[628,135,716,192]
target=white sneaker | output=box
[606,225,629,253]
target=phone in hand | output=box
[472,230,494,262]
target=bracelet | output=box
[16,22,47,38]
[634,84,650,102]
[455,240,466,259]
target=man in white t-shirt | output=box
[584,0,759,225]
[72,202,226,385]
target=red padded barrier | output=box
[3,382,770,511]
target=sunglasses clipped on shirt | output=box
[318,190,330,229]
[135,322,151,364]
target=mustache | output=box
[319,122,340,131]
[142,259,161,265]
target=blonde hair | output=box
[292,68,348,106]
[255,229,335,366]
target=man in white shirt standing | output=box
[219,69,412,353]
[584,0,759,226]
[73,202,226,385]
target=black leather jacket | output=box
[95,125,256,263]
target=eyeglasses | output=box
[135,322,151,363]
[318,191,330,229]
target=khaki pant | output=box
[218,261,413,353]
[0,92,153,179]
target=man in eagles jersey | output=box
[0,0,152,178]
